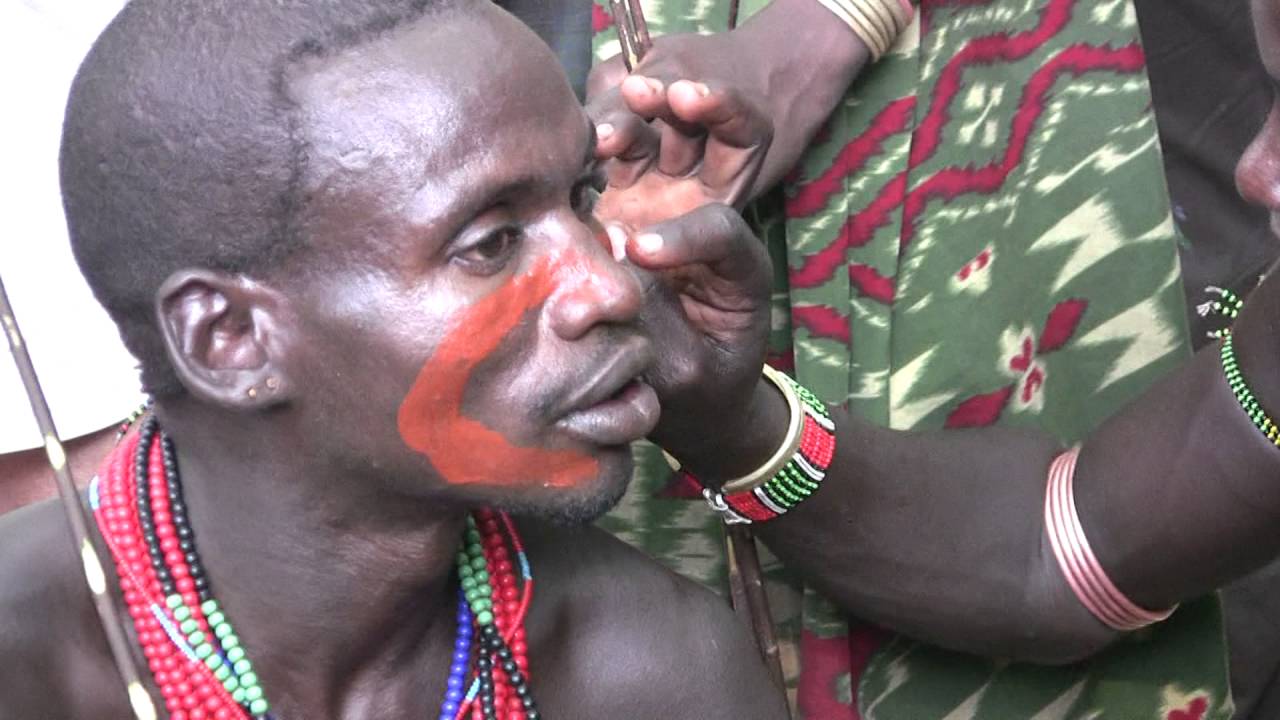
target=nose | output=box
[544,223,644,341]
[1236,104,1280,213]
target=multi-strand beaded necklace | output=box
[91,416,540,720]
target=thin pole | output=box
[610,0,653,71]
[0,275,156,720]
[725,525,786,690]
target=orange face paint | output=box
[396,254,600,488]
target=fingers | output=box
[587,86,656,159]
[625,77,771,155]
[616,76,772,206]
[622,203,771,294]
[587,87,660,189]
[665,80,773,203]
[618,75,695,131]
[591,66,773,209]
[657,121,706,177]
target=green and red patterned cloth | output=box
[592,1,1231,718]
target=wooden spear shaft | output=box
[0,275,157,720]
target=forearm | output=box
[754,414,1110,663]
[694,268,1280,663]
[677,370,1099,661]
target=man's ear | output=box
[156,269,294,409]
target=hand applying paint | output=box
[592,68,783,482]
[592,76,772,230]
[586,0,868,203]
[620,205,784,483]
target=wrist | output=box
[677,374,792,486]
[739,0,869,81]
[734,0,871,194]
[677,368,837,524]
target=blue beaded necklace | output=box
[438,590,473,720]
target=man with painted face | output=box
[0,1,789,718]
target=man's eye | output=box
[457,228,520,274]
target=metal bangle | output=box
[720,365,806,494]
[813,0,889,59]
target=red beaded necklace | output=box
[91,420,538,720]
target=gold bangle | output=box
[882,0,914,35]
[849,0,890,49]
[814,0,889,59]
[660,365,806,494]
[720,365,805,494]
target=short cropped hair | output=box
[61,0,464,397]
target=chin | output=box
[492,447,634,527]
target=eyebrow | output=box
[411,115,599,230]
[469,115,599,207]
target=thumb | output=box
[624,203,771,295]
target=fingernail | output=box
[596,122,615,140]
[606,225,628,261]
[643,77,664,93]
[636,233,663,254]
[693,82,710,97]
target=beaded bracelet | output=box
[1221,334,1280,446]
[719,365,805,493]
[1198,286,1244,340]
[675,367,837,525]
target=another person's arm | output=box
[635,194,1280,664]
[601,67,1280,665]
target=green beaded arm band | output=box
[1221,334,1280,447]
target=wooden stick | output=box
[609,0,641,71]
[610,0,654,72]
[626,0,653,58]
[0,276,157,720]
[724,525,754,625]
[725,525,786,691]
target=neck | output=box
[151,404,466,715]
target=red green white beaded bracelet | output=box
[674,366,836,525]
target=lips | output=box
[555,337,660,447]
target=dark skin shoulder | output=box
[0,499,132,719]
[0,504,785,720]
[517,520,788,720]
[0,425,117,515]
